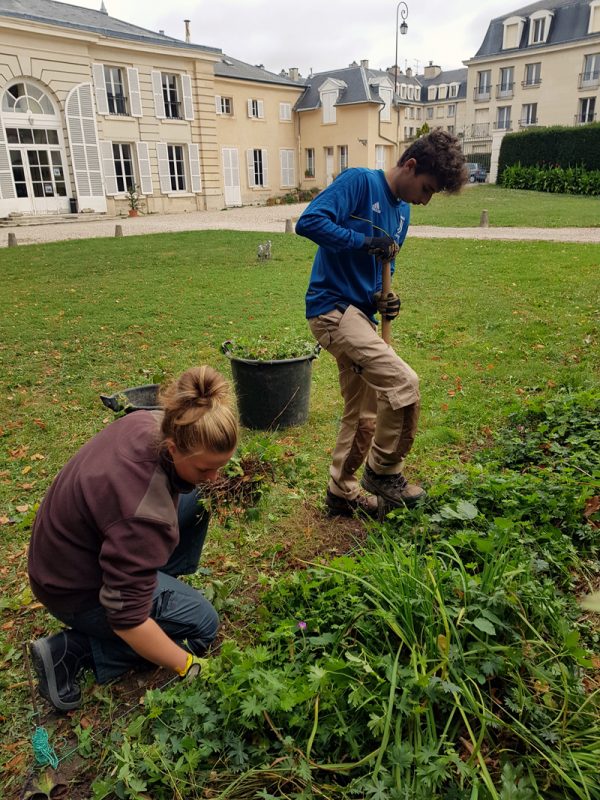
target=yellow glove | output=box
[176,653,208,680]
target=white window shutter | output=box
[65,83,106,211]
[181,74,194,120]
[127,68,142,117]
[0,123,15,199]
[136,142,153,195]
[246,149,255,187]
[261,149,268,187]
[156,142,171,193]
[247,99,253,118]
[258,100,264,118]
[152,71,166,119]
[92,63,109,115]
[188,143,202,192]
[100,141,118,195]
[215,95,221,114]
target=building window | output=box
[578,97,596,123]
[447,125,455,134]
[428,86,437,101]
[322,91,337,123]
[248,99,264,119]
[407,85,414,100]
[475,70,491,100]
[217,96,233,115]
[449,83,459,98]
[416,107,422,120]
[379,86,392,122]
[162,74,182,119]
[167,144,186,191]
[581,54,600,88]
[279,102,292,121]
[528,11,553,45]
[437,106,445,118]
[251,148,265,186]
[447,104,456,117]
[495,106,512,130]
[406,107,414,120]
[520,103,538,126]
[375,144,385,170]
[113,143,135,192]
[280,149,295,186]
[305,148,315,177]
[498,66,514,97]
[523,62,542,87]
[2,81,54,114]
[427,107,434,119]
[104,66,128,114]
[339,145,348,172]
[532,17,545,42]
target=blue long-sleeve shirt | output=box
[296,168,410,321]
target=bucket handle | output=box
[222,340,320,360]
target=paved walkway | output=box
[1,203,599,247]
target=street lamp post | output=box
[394,1,409,157]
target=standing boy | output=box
[296,130,467,516]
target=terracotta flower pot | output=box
[128,209,138,218]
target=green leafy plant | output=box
[225,336,318,361]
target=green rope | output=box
[32,726,59,768]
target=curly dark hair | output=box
[399,129,467,193]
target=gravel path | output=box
[2,203,600,247]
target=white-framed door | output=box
[325,147,334,186]
[222,147,241,207]
[8,135,70,214]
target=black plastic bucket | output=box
[99,383,160,414]
[222,341,319,429]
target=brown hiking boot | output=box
[325,488,378,518]
[361,465,426,507]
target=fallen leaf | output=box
[0,516,10,525]
[16,504,29,513]
[30,453,45,461]
[21,466,32,475]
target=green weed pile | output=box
[93,391,599,800]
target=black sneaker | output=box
[361,465,426,507]
[325,488,378,517]
[30,630,91,712]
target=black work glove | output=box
[362,235,399,261]
[373,291,401,321]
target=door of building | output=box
[7,127,69,214]
[325,147,334,186]
[222,147,241,207]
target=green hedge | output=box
[497,123,600,177]
[499,163,600,195]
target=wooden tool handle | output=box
[381,260,392,344]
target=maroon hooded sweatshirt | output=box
[28,411,194,630]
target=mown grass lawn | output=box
[410,183,600,227]
[0,230,598,798]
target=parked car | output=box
[466,162,487,183]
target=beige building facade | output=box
[0,1,224,217]
[464,0,600,177]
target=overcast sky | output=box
[63,0,514,75]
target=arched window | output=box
[2,82,55,115]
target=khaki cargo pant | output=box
[309,305,420,501]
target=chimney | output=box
[405,66,412,78]
[158,29,164,35]
[424,61,442,79]
[289,67,299,81]
[360,59,369,69]
[184,19,191,44]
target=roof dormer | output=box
[318,78,346,124]
[502,15,525,49]
[528,9,553,45]
[589,0,600,34]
